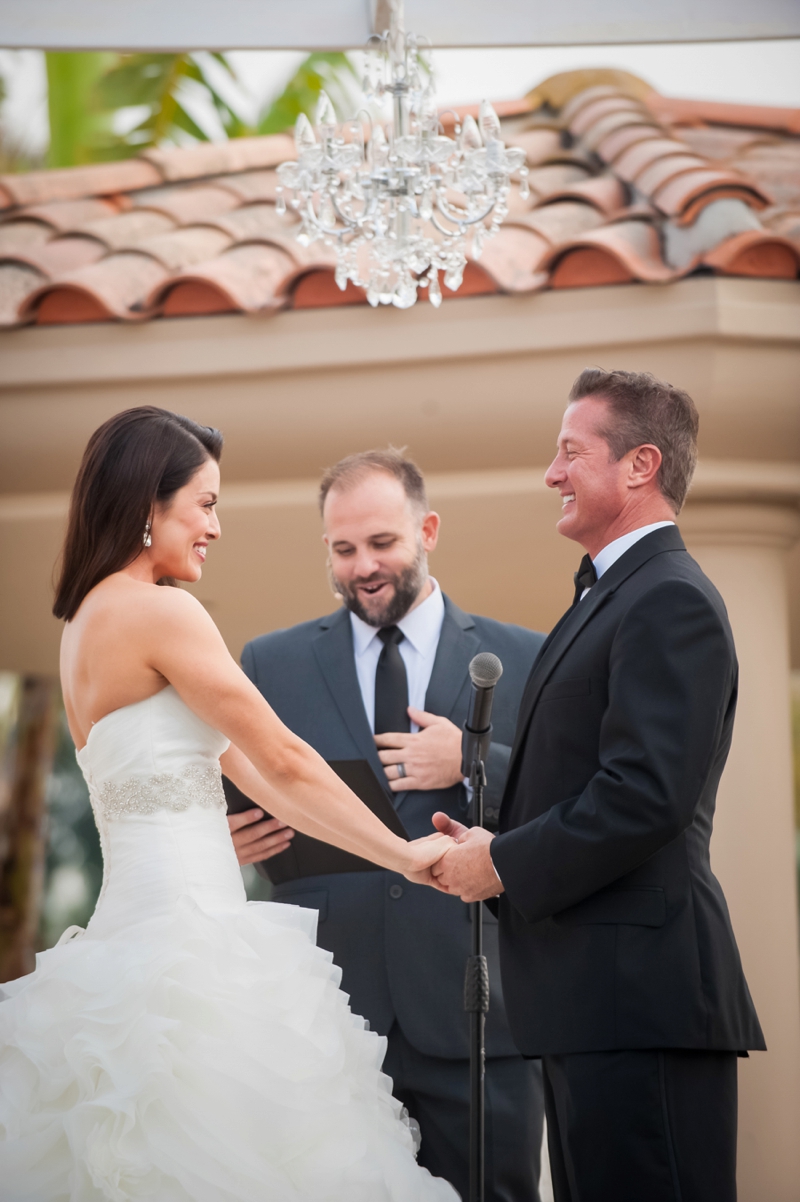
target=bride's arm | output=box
[142,588,450,879]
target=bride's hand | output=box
[402,833,456,886]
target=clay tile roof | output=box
[0,80,796,330]
[23,252,169,323]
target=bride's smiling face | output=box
[146,458,221,583]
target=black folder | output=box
[223,759,408,886]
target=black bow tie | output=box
[573,554,597,605]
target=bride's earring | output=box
[143,521,152,548]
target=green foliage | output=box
[92,53,249,158]
[37,50,358,169]
[258,52,359,136]
[45,52,116,167]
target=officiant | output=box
[224,448,545,1202]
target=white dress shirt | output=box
[581,521,675,598]
[350,578,445,732]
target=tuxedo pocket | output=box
[539,677,592,701]
[554,886,666,928]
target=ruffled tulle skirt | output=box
[0,897,458,1202]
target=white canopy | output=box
[2,0,799,51]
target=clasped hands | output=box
[405,814,504,903]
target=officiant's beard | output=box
[329,544,429,628]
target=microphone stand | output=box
[464,741,491,1202]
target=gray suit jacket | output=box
[237,596,544,1059]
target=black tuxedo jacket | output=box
[238,597,544,1059]
[491,525,765,1057]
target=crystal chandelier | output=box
[275,0,528,309]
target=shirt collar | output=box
[350,578,445,657]
[592,521,675,580]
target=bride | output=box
[0,406,458,1202]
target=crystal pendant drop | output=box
[428,269,442,308]
[335,261,348,291]
[519,168,530,200]
[275,189,286,216]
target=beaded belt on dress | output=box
[90,763,226,819]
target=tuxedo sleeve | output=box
[490,580,735,924]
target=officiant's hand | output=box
[375,708,463,792]
[428,812,505,902]
[228,808,295,866]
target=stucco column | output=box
[680,481,800,1202]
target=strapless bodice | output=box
[75,686,245,932]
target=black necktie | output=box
[573,553,597,605]
[374,626,410,735]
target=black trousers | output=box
[383,1022,544,1202]
[542,1049,738,1202]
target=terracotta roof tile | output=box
[546,220,676,286]
[505,128,565,166]
[613,138,698,183]
[560,86,630,127]
[677,125,781,163]
[653,169,771,221]
[0,80,796,329]
[634,155,709,198]
[582,110,659,153]
[75,209,176,250]
[0,219,52,251]
[11,197,121,230]
[0,263,45,325]
[701,230,800,278]
[517,201,606,245]
[535,175,627,215]
[0,160,161,208]
[570,96,648,138]
[213,170,281,204]
[472,226,550,292]
[141,135,295,183]
[128,183,240,224]
[23,253,168,323]
[131,227,233,272]
[596,124,664,164]
[527,163,592,200]
[154,244,296,316]
[0,235,104,277]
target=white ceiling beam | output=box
[1,0,798,52]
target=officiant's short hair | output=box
[319,448,429,516]
[569,368,699,512]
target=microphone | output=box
[461,652,504,781]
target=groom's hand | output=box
[430,815,504,902]
[228,808,295,866]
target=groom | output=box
[432,369,765,1201]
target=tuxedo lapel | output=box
[311,609,388,788]
[506,525,687,783]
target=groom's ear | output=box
[627,444,663,491]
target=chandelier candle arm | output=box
[275,0,527,309]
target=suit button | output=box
[389,884,403,900]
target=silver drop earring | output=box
[143,521,152,548]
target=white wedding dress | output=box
[0,686,458,1202]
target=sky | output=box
[1,39,798,160]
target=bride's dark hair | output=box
[54,406,223,621]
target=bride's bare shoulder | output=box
[73,575,209,632]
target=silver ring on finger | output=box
[396,763,407,779]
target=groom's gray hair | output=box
[569,368,699,513]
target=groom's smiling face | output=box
[545,397,635,556]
